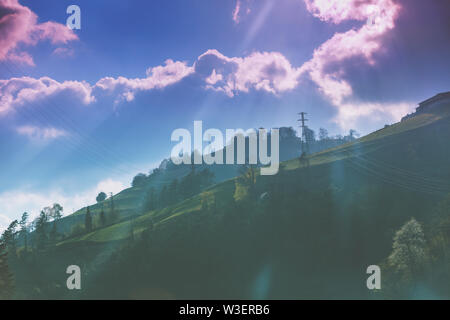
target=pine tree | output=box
[3,220,18,259]
[97,192,107,226]
[19,212,29,253]
[0,240,14,299]
[85,206,93,232]
[35,210,49,251]
[50,203,63,241]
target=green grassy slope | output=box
[57,104,450,247]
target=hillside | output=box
[10,103,450,299]
[58,103,450,245]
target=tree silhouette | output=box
[96,192,107,203]
[97,192,107,226]
[0,240,14,299]
[50,203,63,241]
[85,206,93,232]
[132,173,147,188]
[2,220,18,259]
[35,211,48,251]
[19,212,29,253]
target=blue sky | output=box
[0,0,449,229]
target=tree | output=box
[96,192,107,203]
[388,218,428,280]
[97,192,107,226]
[19,212,29,253]
[238,164,257,199]
[49,203,63,241]
[2,220,18,258]
[319,128,329,141]
[0,240,14,299]
[85,206,93,232]
[132,173,147,188]
[35,210,49,250]
[51,203,63,220]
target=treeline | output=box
[139,167,215,213]
[0,192,120,257]
[130,126,360,192]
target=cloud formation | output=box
[93,50,301,101]
[0,0,78,66]
[299,0,409,128]
[197,49,301,97]
[0,0,412,131]
[94,59,194,103]
[0,76,94,114]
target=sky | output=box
[0,0,449,230]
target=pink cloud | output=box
[95,59,194,103]
[197,49,301,97]
[299,0,404,128]
[0,0,78,66]
[0,0,410,133]
[0,76,94,114]
[205,69,223,85]
[304,0,378,24]
[233,0,241,23]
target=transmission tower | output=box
[297,112,309,156]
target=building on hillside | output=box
[416,91,450,113]
[402,91,450,121]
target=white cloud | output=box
[0,178,127,229]
[94,59,194,104]
[16,125,67,141]
[298,0,407,129]
[333,101,414,131]
[197,49,301,97]
[0,76,94,115]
